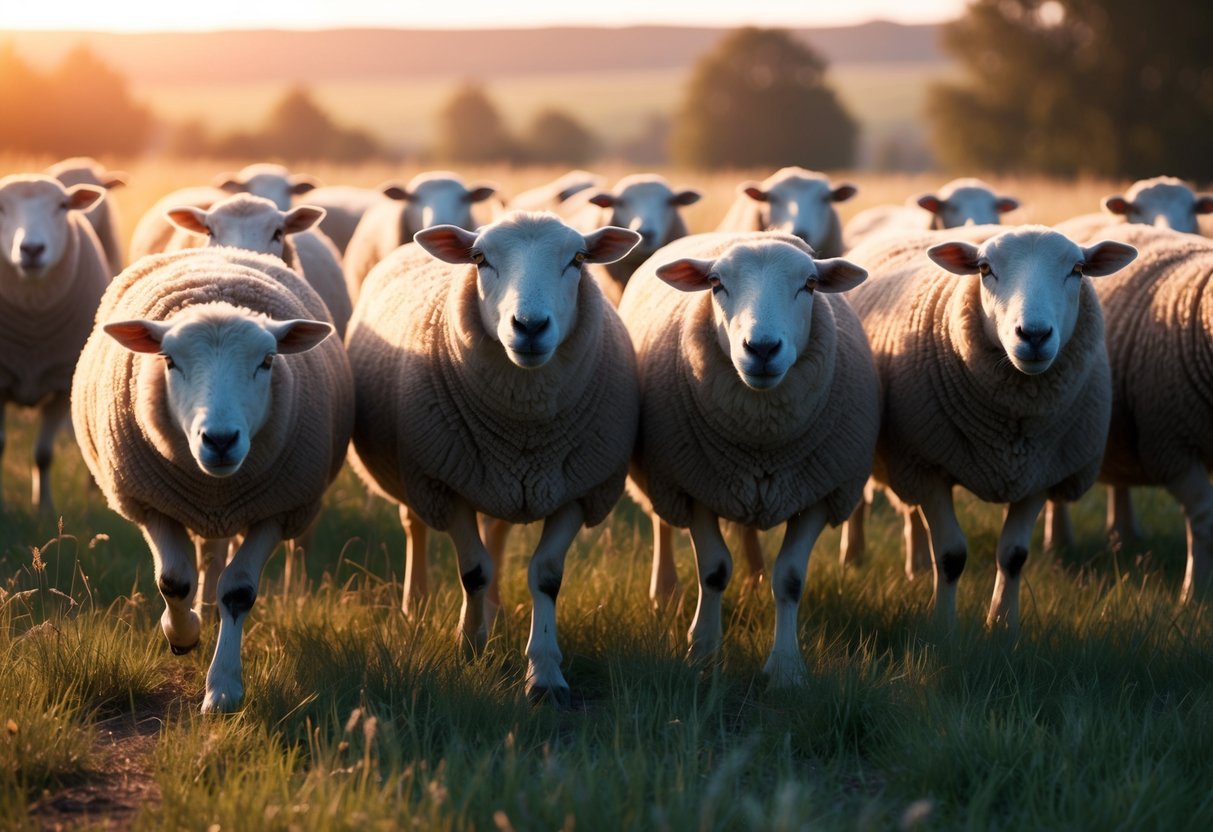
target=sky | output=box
[5,0,967,32]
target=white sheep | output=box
[618,231,876,685]
[44,156,128,277]
[71,247,353,712]
[213,162,318,210]
[507,169,606,213]
[843,225,1136,633]
[0,174,109,516]
[560,173,702,305]
[716,167,856,258]
[342,171,498,301]
[303,185,384,255]
[844,178,1019,249]
[345,211,640,704]
[163,193,352,337]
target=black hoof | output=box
[526,683,571,709]
[170,640,199,656]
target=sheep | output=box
[303,185,384,255]
[560,173,702,305]
[842,225,1137,633]
[0,174,109,516]
[163,193,352,336]
[71,247,353,712]
[507,169,605,212]
[128,164,317,263]
[344,211,641,704]
[44,156,128,277]
[342,171,498,301]
[618,230,876,685]
[844,178,1019,249]
[716,167,856,258]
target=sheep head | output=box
[917,178,1019,229]
[739,167,856,251]
[167,193,325,260]
[1103,176,1213,234]
[586,175,701,257]
[383,172,497,238]
[0,174,102,279]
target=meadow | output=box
[3,157,1212,830]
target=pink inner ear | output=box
[1195,196,1213,215]
[1104,196,1130,215]
[918,195,944,214]
[655,258,713,291]
[996,198,1019,213]
[103,321,163,353]
[927,242,981,274]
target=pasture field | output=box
[3,158,1212,830]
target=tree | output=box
[522,108,598,165]
[928,0,1213,179]
[432,82,517,163]
[670,27,857,170]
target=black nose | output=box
[20,242,45,261]
[743,338,782,361]
[511,315,551,337]
[201,430,240,455]
[1015,325,1053,349]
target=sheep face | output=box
[0,175,102,278]
[103,305,333,477]
[918,179,1018,228]
[384,173,497,236]
[416,213,639,369]
[1103,177,1213,233]
[215,164,317,211]
[587,176,701,258]
[656,240,867,390]
[166,194,325,260]
[929,228,1137,375]
[740,169,856,250]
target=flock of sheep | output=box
[2,157,1212,713]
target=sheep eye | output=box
[160,353,176,371]
[978,261,995,280]
[260,353,275,370]
[709,275,726,295]
[471,251,486,266]
[272,229,284,243]
[574,251,587,265]
[1071,263,1083,277]
[798,277,818,296]
[59,201,69,211]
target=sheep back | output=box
[620,232,879,530]
[71,248,353,540]
[346,243,639,530]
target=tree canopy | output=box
[928,0,1213,179]
[669,27,857,170]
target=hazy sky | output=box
[8,0,967,32]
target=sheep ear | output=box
[1195,195,1213,215]
[289,175,318,195]
[165,206,210,235]
[671,189,702,206]
[917,194,944,214]
[381,183,413,202]
[464,185,497,203]
[104,319,170,353]
[1080,241,1138,277]
[996,196,1019,214]
[414,225,479,263]
[583,227,641,264]
[267,319,333,353]
[1103,195,1130,215]
[656,257,715,292]
[830,183,858,202]
[812,258,867,293]
[741,183,768,202]
[587,192,616,209]
[67,184,105,212]
[283,205,325,235]
[214,173,243,194]
[102,172,128,190]
[927,241,982,275]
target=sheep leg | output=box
[649,513,679,605]
[739,525,766,586]
[686,502,732,662]
[1042,500,1074,553]
[203,517,281,713]
[764,503,828,688]
[479,514,511,625]
[1107,485,1142,545]
[142,509,201,655]
[987,492,1047,635]
[839,498,867,569]
[905,508,932,578]
[917,483,967,625]
[1165,465,1213,605]
[31,390,70,516]
[447,500,493,655]
[524,502,583,707]
[283,521,315,596]
[195,537,231,614]
[400,505,429,618]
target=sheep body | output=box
[304,185,382,254]
[844,178,1019,249]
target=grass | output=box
[2,158,1211,828]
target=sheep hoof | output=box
[762,653,809,688]
[169,640,199,656]
[525,683,571,709]
[201,683,244,714]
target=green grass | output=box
[3,402,1213,830]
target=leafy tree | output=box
[929,0,1213,179]
[432,82,517,163]
[522,108,598,165]
[670,27,857,170]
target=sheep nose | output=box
[20,242,45,261]
[511,315,551,337]
[743,338,782,361]
[1015,325,1053,349]
[201,430,240,455]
